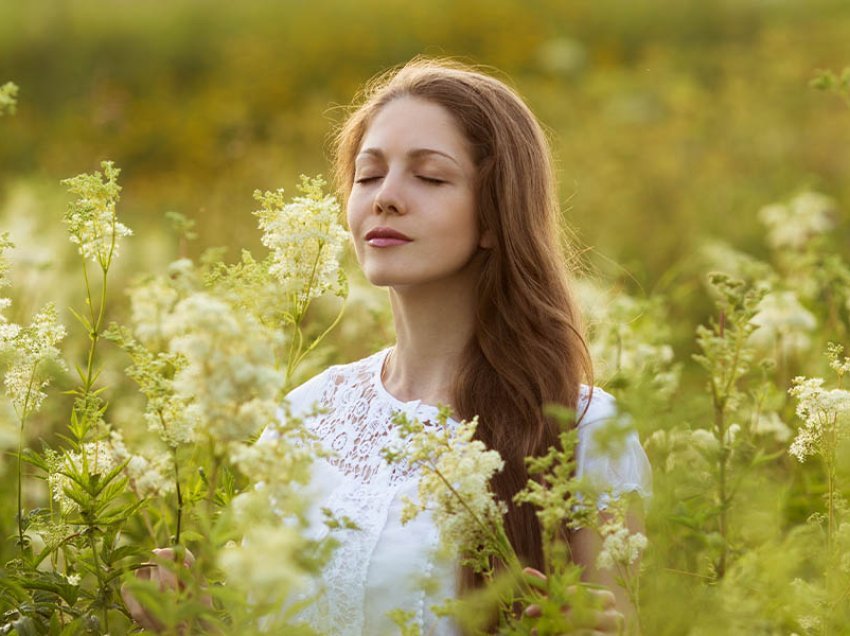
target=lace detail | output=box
[294,350,448,635]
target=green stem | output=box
[174,447,183,545]
[15,366,39,554]
[87,528,109,632]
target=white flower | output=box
[253,175,349,306]
[65,573,81,586]
[128,276,180,347]
[383,410,506,562]
[163,292,284,448]
[3,303,66,416]
[62,161,132,267]
[752,411,792,442]
[788,376,850,462]
[595,517,648,571]
[758,191,835,251]
[748,291,816,355]
[218,523,307,606]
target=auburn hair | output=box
[332,57,593,600]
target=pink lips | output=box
[365,227,412,247]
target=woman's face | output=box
[347,96,489,290]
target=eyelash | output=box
[354,176,445,185]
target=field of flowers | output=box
[1,1,850,634]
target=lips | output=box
[365,227,412,247]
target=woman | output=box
[128,57,651,635]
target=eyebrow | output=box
[356,147,461,167]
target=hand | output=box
[522,567,624,635]
[121,547,209,633]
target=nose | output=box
[373,173,405,215]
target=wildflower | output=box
[0,82,18,116]
[749,291,816,355]
[66,573,81,586]
[108,430,175,498]
[163,292,283,448]
[109,327,196,446]
[128,276,180,348]
[752,411,792,442]
[253,175,349,305]
[218,523,307,606]
[382,409,507,566]
[62,161,132,267]
[595,516,648,571]
[788,376,850,462]
[3,303,66,416]
[758,191,835,252]
[827,342,850,377]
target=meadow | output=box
[1,1,849,633]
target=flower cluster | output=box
[749,291,817,355]
[3,304,67,415]
[162,292,284,448]
[254,175,349,306]
[109,325,196,447]
[758,191,835,252]
[575,279,680,398]
[0,239,66,417]
[382,408,507,565]
[788,375,850,462]
[61,160,132,267]
[596,513,648,571]
[0,81,17,116]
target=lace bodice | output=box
[261,348,652,635]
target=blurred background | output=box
[0,0,848,356]
[2,0,848,270]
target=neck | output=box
[382,268,479,409]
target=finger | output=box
[523,566,547,581]
[593,609,624,633]
[588,588,617,609]
[121,581,164,631]
[524,604,542,618]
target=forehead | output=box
[358,96,472,163]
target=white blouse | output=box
[261,348,651,636]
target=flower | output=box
[128,275,181,348]
[382,409,507,566]
[0,82,18,116]
[62,161,132,267]
[758,191,835,252]
[788,376,850,462]
[163,292,284,448]
[595,517,648,571]
[748,291,817,355]
[3,303,66,416]
[253,175,349,306]
[218,523,307,606]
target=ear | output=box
[479,228,495,249]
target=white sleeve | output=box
[575,387,652,508]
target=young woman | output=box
[269,57,651,634]
[126,57,651,635]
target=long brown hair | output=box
[332,57,592,592]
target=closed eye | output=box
[354,176,382,184]
[417,176,445,185]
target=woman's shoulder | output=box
[576,384,617,428]
[574,384,652,504]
